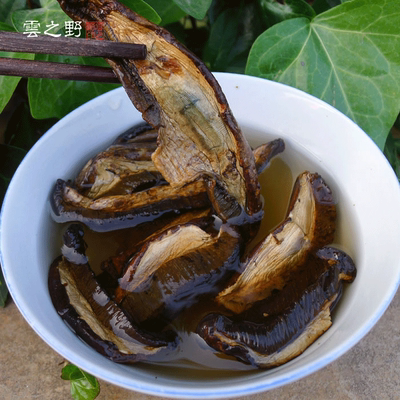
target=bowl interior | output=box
[1,73,400,398]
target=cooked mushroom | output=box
[196,247,356,368]
[115,224,242,330]
[51,178,210,231]
[101,208,215,280]
[48,224,177,363]
[74,123,163,199]
[51,138,284,232]
[57,0,262,221]
[76,156,163,199]
[253,138,285,175]
[112,122,157,145]
[217,171,336,313]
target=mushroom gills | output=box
[217,171,336,313]
[101,208,215,281]
[48,224,177,363]
[115,223,242,330]
[196,246,356,368]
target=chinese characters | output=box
[22,20,82,38]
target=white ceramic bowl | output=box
[1,73,400,398]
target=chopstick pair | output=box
[0,31,147,83]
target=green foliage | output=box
[172,0,212,19]
[9,0,120,120]
[0,0,26,26]
[145,0,186,25]
[61,364,100,400]
[0,50,34,114]
[11,0,72,34]
[203,2,264,72]
[0,23,35,114]
[246,0,400,150]
[27,54,119,119]
[258,0,315,27]
[119,0,161,23]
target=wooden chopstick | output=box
[0,31,147,83]
[0,31,147,59]
[0,57,119,83]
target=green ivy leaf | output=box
[246,0,400,149]
[61,364,100,400]
[11,0,72,34]
[0,268,8,307]
[27,54,119,119]
[0,32,35,113]
[0,23,34,114]
[171,0,212,20]
[0,22,15,31]
[203,3,264,73]
[0,0,25,25]
[258,0,315,26]
[145,0,186,25]
[119,0,161,24]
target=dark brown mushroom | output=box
[216,171,336,313]
[51,139,284,232]
[57,0,262,222]
[115,224,243,330]
[101,208,215,280]
[112,122,157,145]
[48,224,177,363]
[253,138,285,175]
[196,247,356,368]
[51,178,210,232]
[74,123,162,199]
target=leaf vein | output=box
[279,26,312,82]
[311,25,355,120]
[312,23,400,38]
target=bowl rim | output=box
[1,72,400,399]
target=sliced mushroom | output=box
[51,178,210,232]
[112,122,157,145]
[217,171,336,313]
[48,224,177,363]
[52,138,284,232]
[76,156,163,199]
[101,208,215,280]
[115,224,242,330]
[75,124,161,199]
[57,0,262,221]
[196,247,356,368]
[253,138,285,175]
